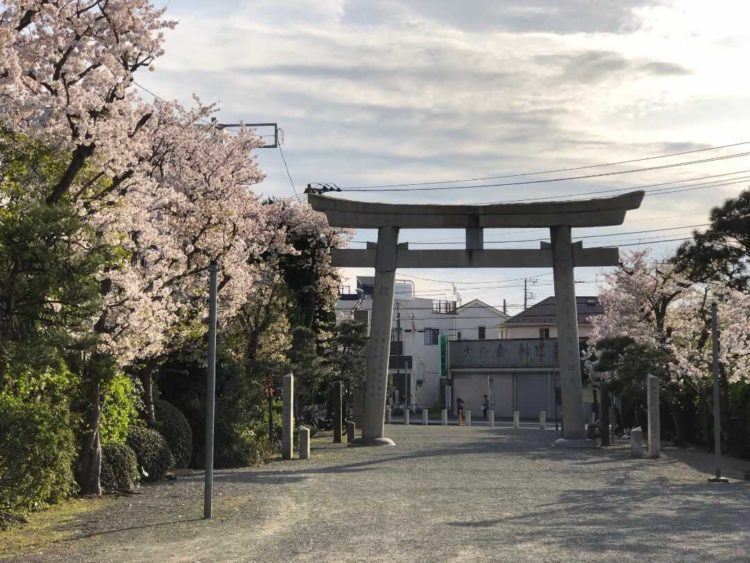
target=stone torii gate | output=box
[309,191,644,447]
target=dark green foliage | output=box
[0,132,106,374]
[0,394,76,517]
[126,426,173,482]
[214,400,279,468]
[290,326,329,410]
[329,319,367,386]
[154,399,193,469]
[100,444,139,492]
[675,189,750,289]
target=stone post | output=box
[332,380,343,444]
[551,226,589,445]
[422,409,429,426]
[404,408,410,425]
[631,427,643,458]
[385,406,392,424]
[539,411,546,430]
[358,226,399,446]
[282,373,294,460]
[513,410,520,428]
[298,426,310,460]
[489,409,495,427]
[465,410,472,426]
[441,408,448,425]
[647,374,660,458]
[600,383,611,447]
[346,420,356,445]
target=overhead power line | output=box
[278,142,301,201]
[339,151,750,192]
[354,222,707,246]
[338,140,750,190]
[494,170,750,204]
[395,272,555,285]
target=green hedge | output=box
[100,443,139,492]
[0,394,76,519]
[126,426,173,482]
[155,399,192,469]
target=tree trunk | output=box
[76,382,102,496]
[140,359,158,427]
[668,402,686,447]
[267,387,274,441]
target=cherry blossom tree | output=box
[0,0,175,204]
[0,0,349,496]
[591,250,749,443]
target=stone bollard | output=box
[539,411,546,430]
[404,409,410,425]
[513,410,520,428]
[441,409,448,425]
[332,381,343,444]
[298,426,310,459]
[489,409,495,427]
[422,409,429,426]
[386,406,392,424]
[631,427,643,458]
[346,420,356,444]
[282,373,294,460]
[466,410,472,426]
[647,375,661,458]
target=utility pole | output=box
[709,302,729,483]
[396,302,405,413]
[523,277,537,310]
[503,298,507,315]
[523,278,529,311]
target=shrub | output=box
[0,394,76,518]
[154,399,193,469]
[215,421,276,468]
[100,372,139,446]
[126,426,173,482]
[100,444,139,492]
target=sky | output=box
[142,0,750,314]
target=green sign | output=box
[439,334,448,377]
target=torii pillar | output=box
[309,191,644,447]
[360,226,399,445]
[551,226,586,443]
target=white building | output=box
[449,296,603,419]
[497,296,601,339]
[336,278,508,411]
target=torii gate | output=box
[309,191,644,447]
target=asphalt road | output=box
[10,424,750,562]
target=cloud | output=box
[638,61,691,76]
[342,0,665,34]
[535,50,690,83]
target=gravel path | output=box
[7,424,750,562]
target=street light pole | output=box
[204,261,219,517]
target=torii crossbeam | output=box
[309,191,644,447]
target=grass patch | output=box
[0,497,111,557]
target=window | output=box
[457,331,462,341]
[478,326,486,340]
[424,328,439,345]
[539,328,550,339]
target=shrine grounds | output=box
[3,424,750,562]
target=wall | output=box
[450,339,559,370]
[454,301,508,341]
[502,324,594,339]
